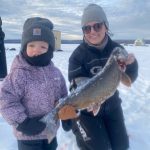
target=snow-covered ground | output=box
[0,43,150,150]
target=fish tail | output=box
[121,72,131,87]
[40,111,58,143]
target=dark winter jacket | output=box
[0,26,7,78]
[0,53,67,140]
[62,36,138,131]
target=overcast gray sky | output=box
[0,0,150,40]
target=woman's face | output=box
[26,41,49,57]
[82,21,107,45]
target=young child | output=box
[0,17,68,150]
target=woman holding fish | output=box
[59,3,138,150]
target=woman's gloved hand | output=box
[16,116,46,136]
[58,105,78,120]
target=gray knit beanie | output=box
[21,17,55,52]
[81,4,109,29]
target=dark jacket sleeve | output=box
[125,58,138,83]
[0,17,5,41]
[0,28,5,40]
[0,17,2,26]
[68,46,89,82]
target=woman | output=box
[60,4,138,150]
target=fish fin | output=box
[92,104,101,116]
[47,132,55,143]
[70,77,90,92]
[87,102,101,116]
[121,72,132,87]
[69,79,77,91]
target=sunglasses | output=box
[82,22,104,34]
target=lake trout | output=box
[41,47,131,143]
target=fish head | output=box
[111,47,132,87]
[112,47,128,61]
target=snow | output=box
[0,43,150,150]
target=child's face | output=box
[26,41,49,57]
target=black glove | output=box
[62,120,72,131]
[16,116,46,136]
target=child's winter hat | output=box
[21,17,55,52]
[81,4,109,29]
